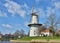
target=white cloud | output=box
[35,0,48,2]
[23,3,29,9]
[35,0,41,2]
[51,0,57,2]
[25,21,29,28]
[51,0,60,9]
[15,24,21,27]
[2,24,13,28]
[46,7,55,16]
[47,1,60,16]
[4,0,28,18]
[0,10,7,17]
[54,2,60,9]
[17,9,26,17]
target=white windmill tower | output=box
[28,7,42,37]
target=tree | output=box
[20,29,25,37]
[45,13,60,36]
[14,29,25,38]
[38,26,46,35]
[13,30,21,38]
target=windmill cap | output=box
[32,13,38,16]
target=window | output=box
[34,33,35,35]
[34,31,36,35]
[34,31,35,32]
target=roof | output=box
[58,30,60,32]
[42,29,50,32]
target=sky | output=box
[0,0,60,34]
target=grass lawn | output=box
[15,36,60,41]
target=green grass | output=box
[15,36,60,41]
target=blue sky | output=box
[0,0,60,34]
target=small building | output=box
[18,36,21,38]
[0,34,2,39]
[55,30,60,36]
[39,29,53,36]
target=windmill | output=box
[28,6,42,36]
